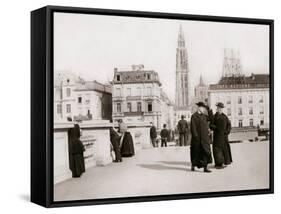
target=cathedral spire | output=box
[175,25,190,109]
[199,73,205,86]
[222,48,242,78]
[178,25,185,47]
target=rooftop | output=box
[74,81,112,94]
[112,65,161,85]
[209,73,270,90]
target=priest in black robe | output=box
[68,123,85,178]
[110,127,122,162]
[190,102,213,173]
[210,102,232,169]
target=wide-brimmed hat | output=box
[196,101,208,108]
[216,102,225,108]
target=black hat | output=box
[196,101,208,108]
[216,102,225,108]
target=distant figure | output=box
[177,115,189,146]
[150,122,158,147]
[118,119,135,157]
[210,102,232,169]
[68,123,85,177]
[174,126,179,146]
[190,102,212,173]
[160,124,169,147]
[109,127,122,162]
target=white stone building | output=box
[54,72,112,122]
[208,73,270,128]
[111,65,174,129]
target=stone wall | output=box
[54,121,151,184]
[53,123,73,184]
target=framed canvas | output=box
[31,5,274,207]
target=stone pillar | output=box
[80,120,113,166]
[53,123,73,184]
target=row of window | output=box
[77,96,90,105]
[226,106,264,116]
[57,104,93,116]
[237,119,264,128]
[221,95,264,105]
[57,104,71,114]
[116,102,153,113]
[116,73,152,82]
[115,87,153,97]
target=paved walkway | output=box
[54,142,269,201]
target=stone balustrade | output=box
[54,120,151,184]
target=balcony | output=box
[124,111,144,116]
[126,96,141,100]
[143,95,160,100]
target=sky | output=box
[54,12,269,101]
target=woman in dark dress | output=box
[118,120,135,157]
[68,124,85,177]
[120,132,135,157]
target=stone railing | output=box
[53,123,73,184]
[54,120,151,184]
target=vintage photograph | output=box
[53,12,271,201]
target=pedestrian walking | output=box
[190,102,213,173]
[210,102,232,169]
[177,115,189,146]
[150,122,158,147]
[160,124,169,147]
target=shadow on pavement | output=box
[158,161,191,167]
[137,163,190,172]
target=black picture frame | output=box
[31,5,274,208]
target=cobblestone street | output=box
[54,142,269,201]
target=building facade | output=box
[54,72,112,122]
[208,73,270,128]
[111,65,174,129]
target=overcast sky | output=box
[54,12,269,100]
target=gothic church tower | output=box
[175,25,190,109]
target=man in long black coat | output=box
[110,127,122,162]
[210,102,232,169]
[190,102,212,173]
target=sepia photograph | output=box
[52,10,272,202]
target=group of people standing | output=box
[67,118,136,179]
[67,101,232,177]
[109,119,135,163]
[190,101,232,173]
[150,123,169,147]
[149,101,233,173]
